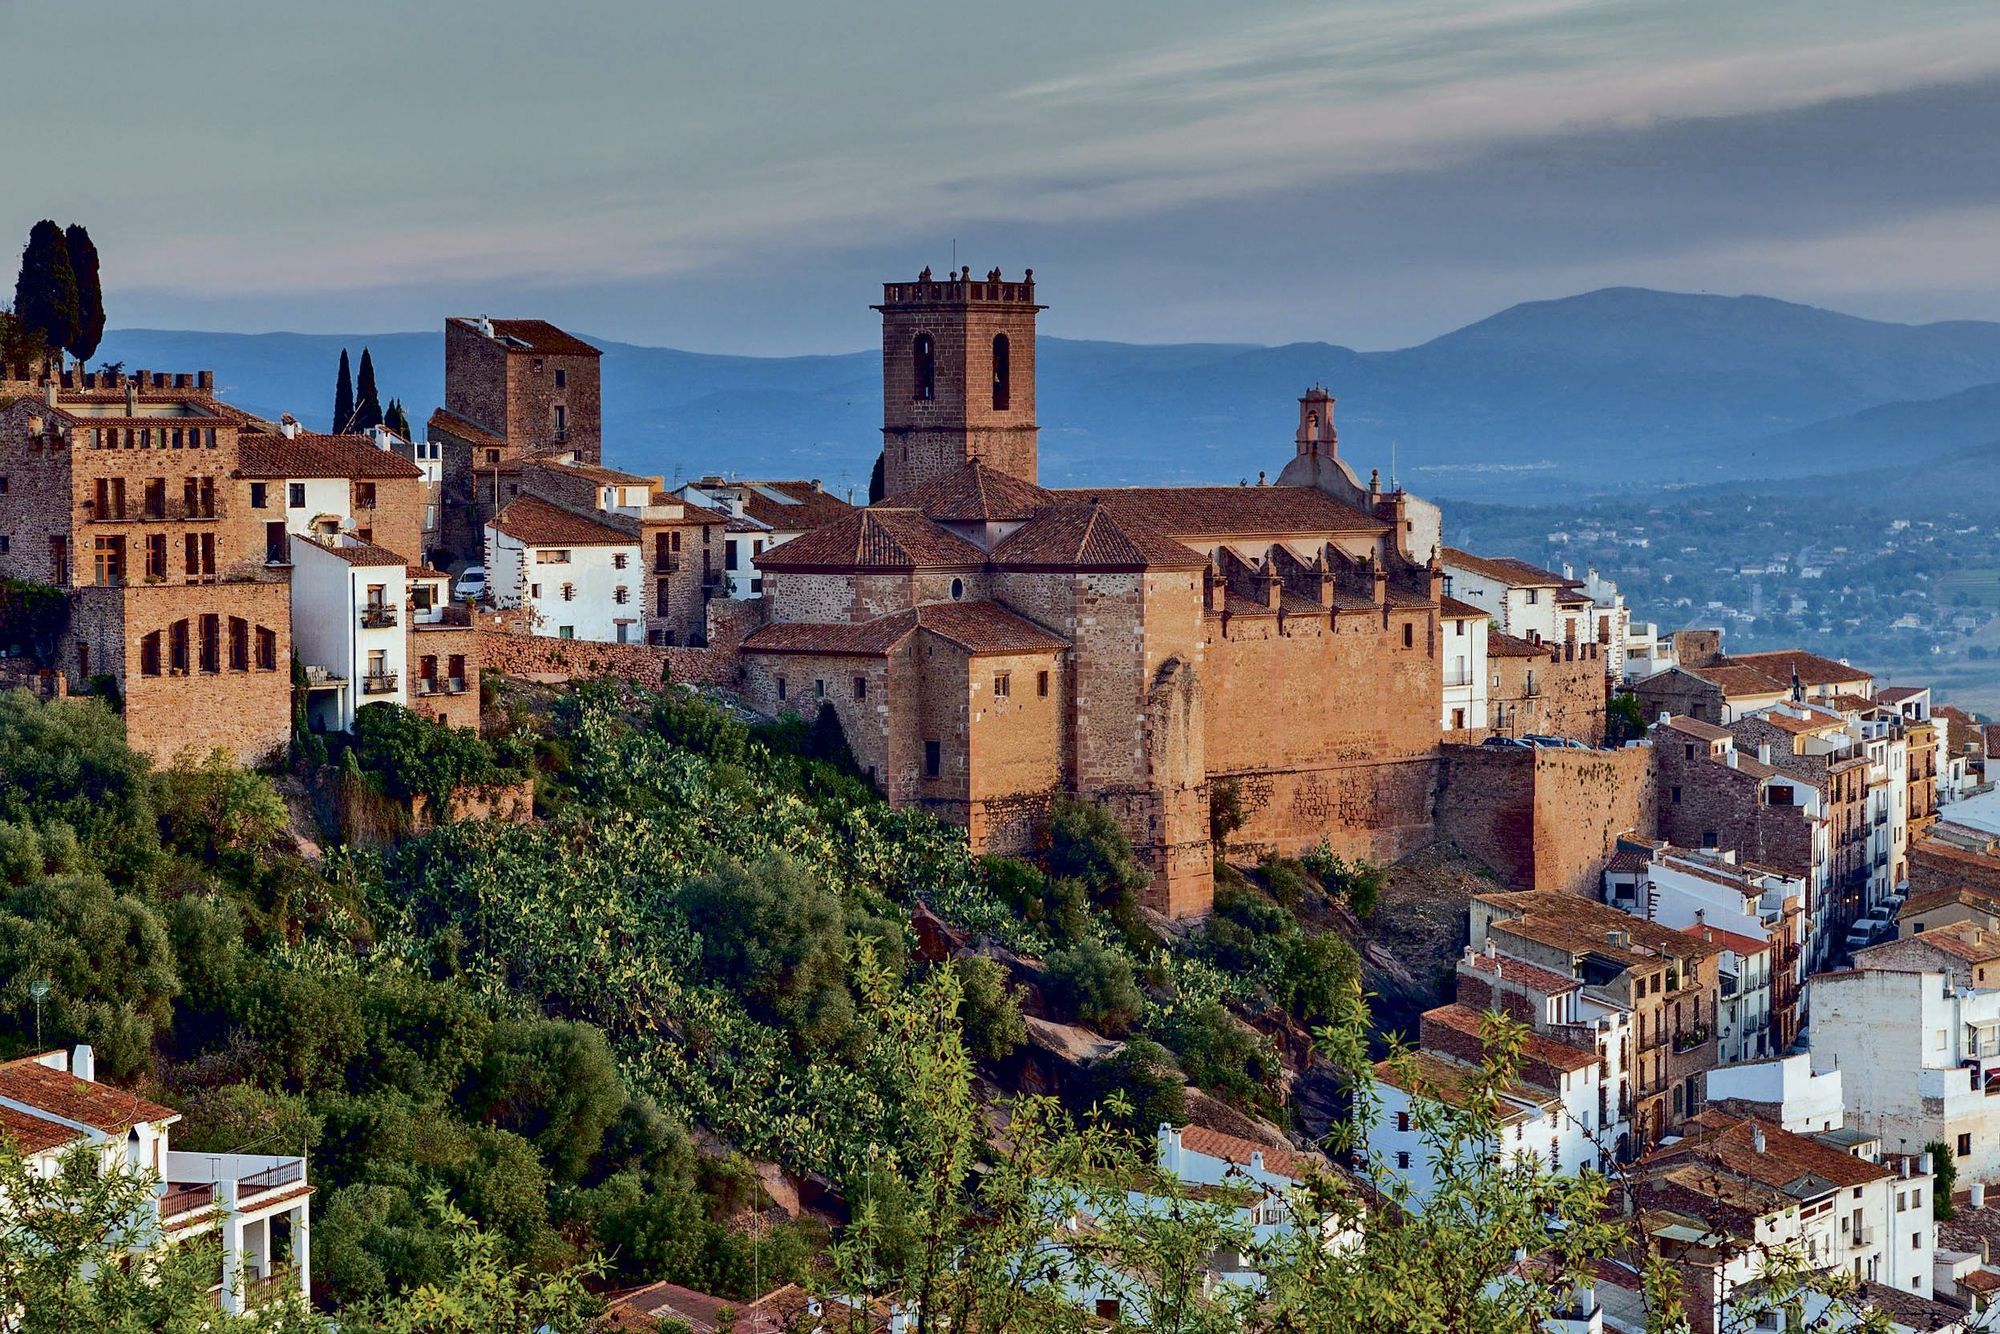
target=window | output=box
[913,333,935,401]
[197,614,220,674]
[419,654,438,685]
[853,675,867,700]
[993,671,1010,698]
[814,678,826,700]
[0,476,7,493]
[1037,670,1049,698]
[486,449,501,465]
[613,586,629,605]
[924,740,941,778]
[226,617,249,671]
[1396,1111,1411,1132]
[139,632,161,677]
[411,583,434,614]
[554,368,567,388]
[168,619,189,674]
[725,543,739,571]
[561,583,576,602]
[288,482,306,509]
[613,552,629,569]
[249,482,267,509]
[1395,1151,1411,1170]
[1095,1301,1120,1322]
[1702,830,1718,850]
[1960,1133,1974,1157]
[1671,785,1682,805]
[991,333,1010,409]
[1526,588,1540,605]
[145,534,166,579]
[255,627,277,671]
[529,583,541,599]
[950,578,964,600]
[557,625,574,639]
[554,404,567,437]
[1452,707,1466,729]
[448,654,466,684]
[535,549,572,563]
[776,677,787,701]
[1402,622,1414,648]
[655,580,670,615]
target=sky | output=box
[5,0,2000,353]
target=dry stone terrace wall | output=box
[474,597,764,688]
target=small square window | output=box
[613,552,629,569]
[249,482,267,509]
[287,482,306,508]
[993,671,1010,698]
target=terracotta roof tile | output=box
[1487,631,1553,659]
[1442,548,1568,588]
[1682,922,1769,956]
[1646,1111,1891,1192]
[990,500,1204,570]
[451,317,600,358]
[298,536,409,567]
[1462,949,1581,994]
[1662,716,1733,742]
[1478,890,1725,964]
[1371,1051,1558,1119]
[0,1058,178,1136]
[0,1102,83,1155]
[238,433,423,480]
[732,481,858,534]
[1061,485,1385,539]
[882,460,1057,523]
[1726,650,1873,689]
[426,406,506,449]
[489,495,635,547]
[604,1280,813,1333]
[1439,595,1491,621]
[755,508,985,571]
[1684,662,1789,698]
[1422,1002,1600,1072]
[743,601,1067,659]
[1174,1124,1325,1182]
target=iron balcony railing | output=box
[361,672,399,695]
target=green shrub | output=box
[1041,939,1145,1036]
[1074,1037,1186,1134]
[1259,854,1308,910]
[953,956,1028,1061]
[1209,778,1246,844]
[1301,841,1385,918]
[1158,999,1280,1108]
[682,855,858,1053]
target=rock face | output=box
[1352,841,1505,1045]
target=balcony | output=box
[85,500,222,523]
[1671,1023,1711,1054]
[361,671,399,695]
[360,605,400,629]
[159,1181,218,1222]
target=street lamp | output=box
[27,980,49,1046]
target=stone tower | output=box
[874,266,1043,496]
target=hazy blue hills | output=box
[95,288,2000,502]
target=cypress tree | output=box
[384,399,410,438]
[353,347,383,431]
[62,224,104,364]
[332,349,354,433]
[13,220,80,363]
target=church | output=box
[739,267,1449,917]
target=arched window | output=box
[913,334,935,401]
[991,334,1010,410]
[950,578,964,600]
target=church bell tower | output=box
[873,266,1043,497]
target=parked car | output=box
[453,566,486,602]
[1843,927,1875,955]
[1523,734,1593,750]
[1481,735,1533,749]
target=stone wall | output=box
[1437,743,1657,893]
[475,596,761,689]
[1489,641,1607,743]
[352,473,427,563]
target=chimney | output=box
[1751,1126,1766,1154]
[71,1044,95,1083]
[43,380,57,408]
[125,381,137,415]
[1972,1180,1988,1210]
[279,414,300,440]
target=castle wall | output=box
[1437,743,1658,893]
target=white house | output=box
[1572,565,1632,680]
[1440,547,1595,653]
[1812,966,2000,1182]
[1438,595,1490,734]
[670,478,855,600]
[1371,1002,1616,1207]
[0,1046,311,1315]
[1703,1053,1846,1134]
[289,533,411,733]
[1601,845,1804,1063]
[485,495,642,642]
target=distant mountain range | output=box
[95,288,2000,504]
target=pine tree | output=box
[13,220,80,364]
[354,347,383,431]
[333,348,354,433]
[63,224,104,364]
